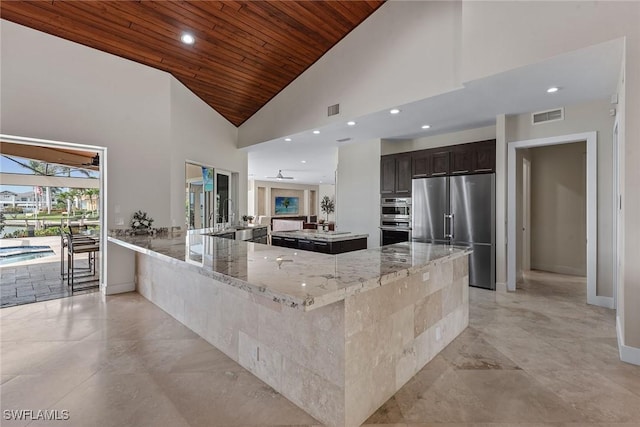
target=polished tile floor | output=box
[1,270,639,427]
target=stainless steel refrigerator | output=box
[412,174,496,290]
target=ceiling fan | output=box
[267,169,294,180]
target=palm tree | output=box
[85,188,100,216]
[2,156,96,214]
[57,191,73,216]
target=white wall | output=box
[0,20,243,292]
[382,126,496,155]
[238,1,463,148]
[169,78,245,228]
[460,0,640,352]
[506,99,615,297]
[249,180,319,219]
[530,143,587,276]
[318,184,336,223]
[337,140,380,247]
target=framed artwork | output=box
[274,196,299,215]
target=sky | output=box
[0,155,99,193]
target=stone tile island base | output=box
[136,252,469,426]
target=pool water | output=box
[0,246,55,265]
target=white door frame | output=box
[522,157,531,272]
[507,131,610,308]
[612,118,621,310]
[0,134,108,293]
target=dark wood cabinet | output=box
[381,140,496,194]
[395,154,412,194]
[412,151,430,178]
[431,150,450,176]
[380,156,396,194]
[380,154,412,195]
[451,145,472,175]
[272,235,367,254]
[471,139,496,173]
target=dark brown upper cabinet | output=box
[451,145,473,174]
[380,156,397,194]
[471,139,496,173]
[395,154,412,194]
[380,153,412,195]
[431,150,450,176]
[412,151,430,178]
[381,139,496,194]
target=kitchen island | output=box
[271,229,368,254]
[108,230,470,427]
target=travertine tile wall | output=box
[343,254,469,426]
[135,252,469,427]
[136,253,346,426]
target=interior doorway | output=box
[522,157,531,272]
[0,134,106,306]
[507,131,611,308]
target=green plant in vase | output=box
[320,196,335,223]
[130,210,154,235]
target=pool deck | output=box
[0,236,98,308]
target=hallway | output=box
[1,271,638,426]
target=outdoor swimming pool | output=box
[0,246,55,265]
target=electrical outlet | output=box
[116,217,124,226]
[422,271,430,282]
[435,326,442,342]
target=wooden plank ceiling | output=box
[1,0,384,126]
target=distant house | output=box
[0,190,38,212]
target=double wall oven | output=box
[380,197,411,245]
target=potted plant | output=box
[129,210,154,235]
[320,196,335,223]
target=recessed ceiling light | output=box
[319,180,323,183]
[421,125,431,129]
[347,121,356,126]
[284,138,292,142]
[547,87,559,93]
[301,283,306,287]
[180,33,195,45]
[301,160,306,163]
[313,130,320,134]
[390,108,401,114]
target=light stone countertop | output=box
[108,230,471,311]
[270,229,368,242]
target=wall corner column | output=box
[495,114,508,291]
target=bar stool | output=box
[60,225,94,279]
[64,229,100,291]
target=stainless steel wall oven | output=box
[380,197,411,245]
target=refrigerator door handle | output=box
[444,214,452,239]
[450,213,454,240]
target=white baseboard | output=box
[496,282,508,292]
[104,281,135,295]
[617,315,640,366]
[588,295,615,309]
[531,263,585,277]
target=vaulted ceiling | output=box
[0,0,384,126]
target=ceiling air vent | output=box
[532,108,564,125]
[328,103,340,116]
[336,137,351,143]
